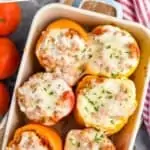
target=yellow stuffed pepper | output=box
[75,75,137,135]
[86,25,140,78]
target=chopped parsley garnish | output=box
[84,106,89,112]
[94,105,99,112]
[125,51,131,55]
[102,89,105,93]
[81,48,86,53]
[74,55,79,60]
[77,142,80,147]
[106,91,112,94]
[43,87,47,92]
[49,91,54,95]
[111,73,118,78]
[47,84,51,87]
[98,96,102,99]
[47,106,51,109]
[57,84,61,88]
[115,55,119,58]
[106,45,111,49]
[101,103,104,107]
[94,133,103,143]
[110,119,115,124]
[85,95,99,112]
[69,138,80,147]
[108,95,113,99]
[110,54,113,58]
[43,88,54,95]
[85,95,95,105]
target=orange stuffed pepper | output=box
[7,124,62,150]
[36,19,89,86]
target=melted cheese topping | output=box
[17,73,72,125]
[77,78,137,131]
[37,28,93,86]
[90,25,139,77]
[65,128,115,150]
[7,131,49,150]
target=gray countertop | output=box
[5,1,150,149]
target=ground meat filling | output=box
[77,78,136,131]
[17,73,73,125]
[90,25,139,77]
[7,131,51,150]
[36,28,94,86]
[65,129,115,150]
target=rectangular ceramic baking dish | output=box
[2,4,150,150]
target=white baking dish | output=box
[2,4,150,150]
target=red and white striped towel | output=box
[117,0,150,135]
[118,0,150,28]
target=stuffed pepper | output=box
[36,19,91,86]
[86,25,140,78]
[17,72,75,126]
[7,124,62,150]
[75,75,137,135]
[64,128,116,150]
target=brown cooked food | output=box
[81,1,116,16]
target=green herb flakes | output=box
[110,119,115,124]
[84,106,89,112]
[106,91,112,94]
[108,95,113,99]
[101,103,104,107]
[106,45,111,49]
[43,87,47,92]
[49,91,54,95]
[110,54,113,58]
[77,142,80,147]
[69,138,80,147]
[111,73,118,78]
[94,106,99,112]
[82,48,86,53]
[94,133,103,143]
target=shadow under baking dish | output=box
[2,3,150,150]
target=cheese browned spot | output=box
[87,25,140,77]
[76,76,137,135]
[17,72,74,126]
[36,28,93,86]
[64,128,116,150]
[7,131,50,150]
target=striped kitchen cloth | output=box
[117,0,150,135]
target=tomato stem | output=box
[0,18,5,22]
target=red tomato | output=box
[0,38,20,79]
[0,3,21,36]
[0,83,10,116]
